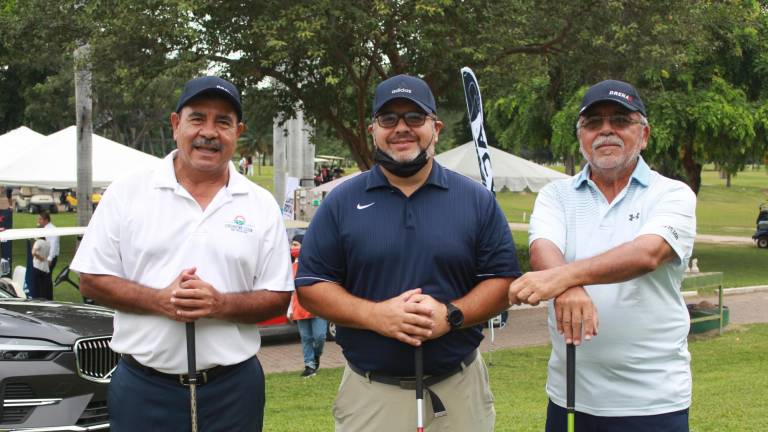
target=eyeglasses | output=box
[578,115,645,131]
[375,112,433,128]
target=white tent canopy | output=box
[0,126,46,169]
[435,142,570,192]
[0,126,161,188]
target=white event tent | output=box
[435,142,570,192]
[0,126,46,168]
[0,126,161,188]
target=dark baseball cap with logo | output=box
[176,76,243,121]
[372,74,436,116]
[579,79,646,117]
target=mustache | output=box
[192,138,223,150]
[386,132,419,143]
[592,135,624,150]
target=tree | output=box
[0,0,204,155]
[488,0,709,173]
[191,0,591,169]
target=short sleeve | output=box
[70,183,125,277]
[295,196,346,287]
[253,200,295,292]
[476,196,521,279]
[529,182,567,254]
[637,180,697,262]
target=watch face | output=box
[447,304,464,328]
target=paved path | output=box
[258,288,768,374]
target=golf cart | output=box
[754,202,768,249]
[13,186,58,214]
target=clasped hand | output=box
[157,267,224,322]
[370,289,451,347]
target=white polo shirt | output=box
[530,157,696,417]
[71,150,294,373]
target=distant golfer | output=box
[296,74,520,431]
[71,76,294,431]
[509,80,696,431]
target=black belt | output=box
[121,354,247,387]
[348,350,478,418]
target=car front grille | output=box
[74,336,119,383]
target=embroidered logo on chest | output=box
[225,215,255,234]
[628,212,640,222]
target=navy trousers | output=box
[546,400,689,432]
[108,356,265,432]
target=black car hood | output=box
[0,299,114,345]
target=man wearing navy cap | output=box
[510,79,696,431]
[72,76,294,431]
[296,74,520,431]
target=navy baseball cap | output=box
[579,79,646,117]
[176,76,243,121]
[372,74,436,116]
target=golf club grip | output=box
[566,342,575,408]
[567,343,575,432]
[186,322,196,383]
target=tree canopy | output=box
[1,0,766,189]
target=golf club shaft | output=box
[415,346,424,432]
[186,322,198,432]
[566,343,575,432]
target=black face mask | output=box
[373,146,429,178]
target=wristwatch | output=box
[445,303,464,330]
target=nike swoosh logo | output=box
[356,202,375,210]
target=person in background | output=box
[288,233,328,378]
[31,236,52,300]
[38,210,59,287]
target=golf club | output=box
[566,342,575,432]
[186,322,199,432]
[415,345,424,432]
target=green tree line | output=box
[1,0,766,193]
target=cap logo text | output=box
[216,85,233,95]
[391,88,412,94]
[609,90,633,102]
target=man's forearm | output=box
[557,234,675,287]
[297,282,376,329]
[80,273,164,315]
[454,277,513,327]
[216,290,291,323]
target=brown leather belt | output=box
[348,350,478,417]
[121,354,248,386]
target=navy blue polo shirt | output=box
[296,162,520,376]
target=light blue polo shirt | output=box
[530,157,697,416]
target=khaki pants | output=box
[333,352,495,432]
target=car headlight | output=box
[0,337,70,360]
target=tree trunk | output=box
[74,43,93,226]
[564,154,576,176]
[681,136,702,194]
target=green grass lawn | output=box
[263,323,768,431]
[696,168,768,236]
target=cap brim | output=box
[373,96,434,116]
[177,89,243,120]
[579,97,641,115]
